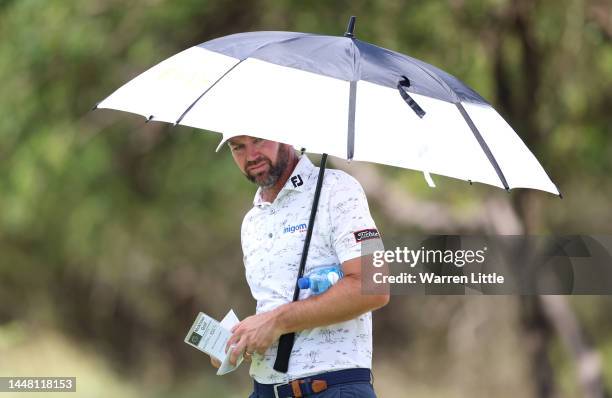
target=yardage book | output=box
[184,309,243,375]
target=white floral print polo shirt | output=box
[241,154,383,384]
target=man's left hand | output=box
[225,309,284,366]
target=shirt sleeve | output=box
[328,172,383,264]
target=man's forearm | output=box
[272,273,389,335]
[226,256,389,364]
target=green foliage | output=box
[1,0,611,396]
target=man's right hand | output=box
[210,357,221,368]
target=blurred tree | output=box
[1,0,611,396]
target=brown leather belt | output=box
[253,368,372,398]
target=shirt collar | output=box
[252,154,316,207]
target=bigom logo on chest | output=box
[283,223,308,234]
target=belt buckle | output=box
[273,381,289,398]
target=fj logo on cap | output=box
[354,229,380,242]
[291,174,303,188]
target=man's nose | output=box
[245,144,260,161]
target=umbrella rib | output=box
[175,35,321,126]
[174,58,246,126]
[455,103,510,190]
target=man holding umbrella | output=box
[97,14,560,398]
[213,135,389,398]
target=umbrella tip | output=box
[91,102,99,111]
[344,16,357,38]
[145,115,154,123]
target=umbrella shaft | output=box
[274,153,328,372]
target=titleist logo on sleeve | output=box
[353,229,380,242]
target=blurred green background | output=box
[1,0,611,397]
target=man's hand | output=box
[225,310,283,366]
[210,352,250,370]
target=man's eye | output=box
[231,145,244,151]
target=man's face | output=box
[228,136,290,188]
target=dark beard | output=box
[245,145,290,188]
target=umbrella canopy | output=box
[96,19,559,196]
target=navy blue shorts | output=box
[248,381,377,398]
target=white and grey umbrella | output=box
[96,17,560,196]
[95,17,561,373]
